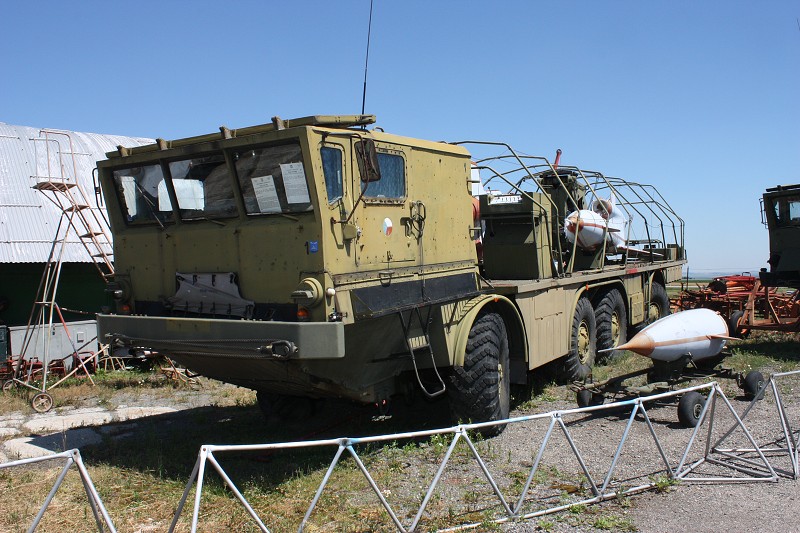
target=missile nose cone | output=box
[609,331,655,356]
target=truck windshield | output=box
[113,164,175,225]
[111,141,313,225]
[167,154,237,220]
[233,143,313,215]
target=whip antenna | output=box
[361,0,374,116]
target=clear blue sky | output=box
[2,1,798,274]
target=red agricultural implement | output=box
[673,274,800,336]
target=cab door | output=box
[355,143,416,270]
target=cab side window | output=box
[321,146,343,203]
[362,152,405,200]
[776,196,800,227]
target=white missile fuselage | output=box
[564,209,617,251]
[615,308,732,362]
[564,195,629,253]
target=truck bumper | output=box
[97,314,345,360]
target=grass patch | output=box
[593,513,637,531]
[729,331,800,372]
[650,474,679,493]
[592,351,651,383]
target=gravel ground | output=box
[623,393,800,533]
[494,375,800,533]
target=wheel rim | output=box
[498,360,505,399]
[692,403,702,419]
[649,302,661,322]
[578,321,591,364]
[32,393,53,413]
[611,312,621,345]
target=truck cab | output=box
[98,115,485,407]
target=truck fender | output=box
[452,294,527,368]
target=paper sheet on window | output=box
[280,162,310,204]
[156,179,205,211]
[118,175,138,217]
[252,175,281,213]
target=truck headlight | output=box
[290,277,324,307]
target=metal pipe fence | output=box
[715,369,800,479]
[0,448,116,533]
[169,381,776,533]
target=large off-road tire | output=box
[632,282,670,335]
[565,298,596,382]
[449,311,510,437]
[647,282,670,323]
[595,288,627,362]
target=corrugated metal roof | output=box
[0,122,153,263]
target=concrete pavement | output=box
[0,405,178,463]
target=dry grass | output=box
[0,424,505,531]
[0,369,256,417]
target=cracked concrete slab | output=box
[3,427,104,460]
[24,411,114,433]
[115,406,177,421]
[1,404,185,461]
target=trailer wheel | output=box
[449,311,510,437]
[565,298,596,382]
[728,310,749,339]
[742,370,765,401]
[595,289,627,362]
[677,391,705,428]
[576,389,604,408]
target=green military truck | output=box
[96,115,685,433]
[760,184,800,287]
